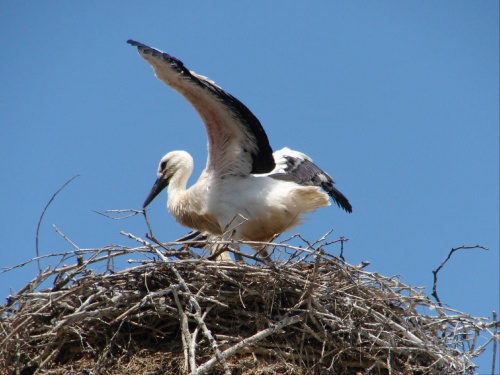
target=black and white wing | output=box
[270,147,352,213]
[128,40,275,177]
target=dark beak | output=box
[143,177,169,208]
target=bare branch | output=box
[93,208,142,220]
[194,314,304,375]
[492,311,498,375]
[35,175,80,273]
[432,245,489,306]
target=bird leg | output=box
[252,245,270,260]
[232,243,244,263]
[207,243,232,261]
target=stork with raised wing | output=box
[128,40,352,261]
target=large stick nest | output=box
[0,232,496,374]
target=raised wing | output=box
[128,40,275,177]
[270,148,352,213]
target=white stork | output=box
[128,40,352,261]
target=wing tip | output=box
[126,39,189,76]
[127,39,142,47]
[333,198,353,214]
[324,183,352,213]
[334,192,353,214]
[127,40,157,55]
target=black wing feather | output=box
[271,156,352,213]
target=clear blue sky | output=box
[1,2,498,371]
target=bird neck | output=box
[166,163,193,213]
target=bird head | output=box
[143,151,193,208]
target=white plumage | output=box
[129,40,351,261]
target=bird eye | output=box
[160,161,168,171]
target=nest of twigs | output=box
[0,231,496,375]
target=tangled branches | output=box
[0,233,497,374]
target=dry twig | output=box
[35,175,80,273]
[432,245,489,306]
